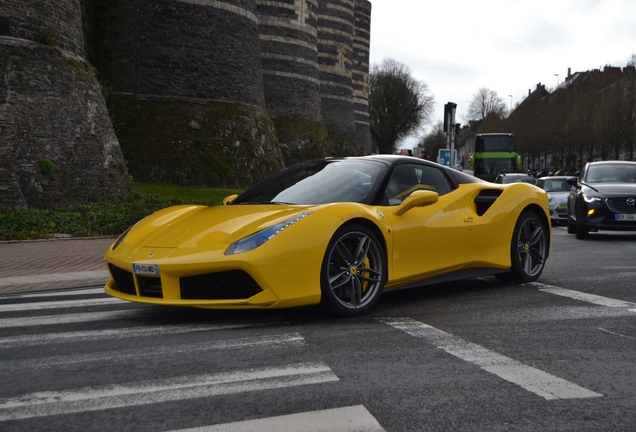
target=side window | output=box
[385,164,452,205]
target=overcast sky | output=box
[368,0,636,148]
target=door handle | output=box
[464,216,473,223]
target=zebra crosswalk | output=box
[0,289,386,431]
[1,282,631,430]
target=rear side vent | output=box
[180,271,262,300]
[474,190,502,216]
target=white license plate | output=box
[132,263,159,275]
[615,214,636,221]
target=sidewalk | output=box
[0,237,116,295]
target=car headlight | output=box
[583,194,603,203]
[225,212,312,255]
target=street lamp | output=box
[508,95,513,111]
[554,73,559,87]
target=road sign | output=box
[438,149,456,167]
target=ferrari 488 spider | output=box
[104,155,551,316]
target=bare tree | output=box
[467,87,507,121]
[418,122,447,156]
[368,58,435,153]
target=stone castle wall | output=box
[0,0,85,58]
[0,0,130,209]
[0,0,371,205]
[317,0,356,139]
[103,0,266,106]
[353,0,371,153]
[257,0,322,121]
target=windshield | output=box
[585,164,636,183]
[231,159,385,205]
[540,179,569,192]
[475,135,515,152]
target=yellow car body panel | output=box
[104,177,550,311]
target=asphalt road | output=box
[1,226,635,431]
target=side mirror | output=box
[223,194,238,205]
[394,190,438,216]
[565,176,578,187]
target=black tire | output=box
[567,214,576,234]
[505,210,549,283]
[575,208,589,239]
[319,224,386,317]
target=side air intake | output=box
[474,190,502,216]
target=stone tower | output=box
[256,0,333,165]
[353,1,372,153]
[316,0,369,155]
[97,0,284,187]
[0,0,130,209]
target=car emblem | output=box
[627,198,636,206]
[147,251,155,258]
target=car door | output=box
[381,163,476,286]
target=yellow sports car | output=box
[104,155,551,316]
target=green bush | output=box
[39,159,55,173]
[35,26,58,46]
[0,184,244,241]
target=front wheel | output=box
[498,210,548,283]
[320,224,386,317]
[567,214,576,234]
[575,209,589,239]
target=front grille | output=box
[138,276,163,298]
[108,264,136,295]
[606,197,636,214]
[180,270,262,300]
[556,203,568,215]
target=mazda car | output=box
[567,161,636,238]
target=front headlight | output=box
[583,194,603,203]
[225,212,312,255]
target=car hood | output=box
[125,204,316,249]
[583,183,636,196]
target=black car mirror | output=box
[566,177,578,187]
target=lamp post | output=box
[554,73,559,87]
[508,95,513,112]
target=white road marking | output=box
[0,297,122,313]
[0,288,105,299]
[0,363,339,421]
[379,317,603,401]
[0,333,306,372]
[0,308,160,328]
[0,270,109,288]
[169,405,385,432]
[0,322,281,347]
[531,282,636,309]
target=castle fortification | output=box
[0,0,372,207]
[0,0,130,209]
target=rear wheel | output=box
[497,210,548,283]
[320,224,385,317]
